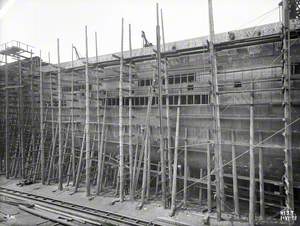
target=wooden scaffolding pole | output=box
[206,130,211,212]
[119,18,125,202]
[39,50,45,184]
[231,131,239,216]
[18,57,24,178]
[183,128,188,207]
[128,24,134,200]
[156,162,160,196]
[57,39,63,190]
[97,100,107,193]
[170,96,181,216]
[85,25,91,196]
[208,0,223,220]
[74,128,86,192]
[61,119,71,166]
[71,45,76,185]
[249,81,255,225]
[100,128,108,189]
[140,118,149,207]
[199,169,203,204]
[160,8,172,194]
[29,50,35,178]
[258,132,265,219]
[4,45,9,179]
[95,31,102,194]
[156,3,166,208]
[47,125,58,184]
[132,128,140,195]
[95,32,108,194]
[46,53,57,185]
[282,0,294,211]
[133,77,154,195]
[138,84,153,208]
[134,129,145,195]
[48,52,56,183]
[146,129,151,201]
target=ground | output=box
[0,176,292,226]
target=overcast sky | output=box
[0,0,280,63]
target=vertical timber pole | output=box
[30,51,34,178]
[119,18,124,202]
[95,32,100,187]
[170,96,180,216]
[160,8,172,193]
[100,128,108,189]
[95,32,102,194]
[40,51,45,184]
[5,46,9,179]
[97,93,107,193]
[71,45,76,185]
[128,24,134,200]
[249,81,255,225]
[231,131,239,216]
[95,32,108,194]
[207,130,211,212]
[156,3,166,208]
[139,86,152,208]
[258,132,265,219]
[85,25,91,196]
[18,57,24,178]
[183,128,188,207]
[199,169,203,204]
[208,0,223,220]
[146,133,151,201]
[48,52,55,183]
[156,162,160,195]
[282,0,294,211]
[47,53,56,185]
[140,121,149,206]
[57,39,63,190]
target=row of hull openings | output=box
[138,73,196,87]
[59,64,300,92]
[43,94,209,107]
[106,94,210,106]
[60,73,196,92]
[59,72,241,93]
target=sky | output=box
[0,0,281,63]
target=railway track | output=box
[0,187,162,226]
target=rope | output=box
[172,116,300,196]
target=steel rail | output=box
[0,187,160,226]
